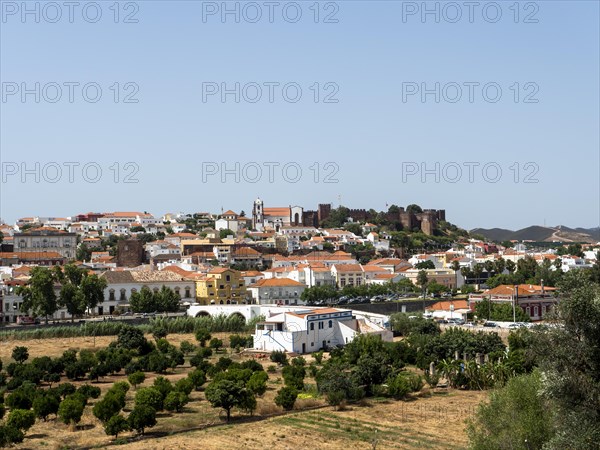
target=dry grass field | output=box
[1,334,487,450]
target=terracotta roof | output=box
[333,264,363,273]
[428,300,469,311]
[483,284,557,297]
[250,278,304,288]
[263,207,290,216]
[101,270,187,283]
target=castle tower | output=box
[252,198,264,231]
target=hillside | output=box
[470,225,599,243]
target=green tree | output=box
[104,414,130,439]
[274,386,298,410]
[128,371,146,389]
[16,266,58,323]
[127,404,156,435]
[33,393,60,421]
[415,260,435,270]
[0,425,24,446]
[538,278,600,449]
[129,286,157,314]
[205,379,247,422]
[11,346,29,364]
[93,394,123,423]
[58,396,85,430]
[156,285,180,314]
[6,409,35,432]
[467,371,554,450]
[164,391,189,413]
[135,387,164,411]
[195,328,212,347]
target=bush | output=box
[179,341,196,355]
[247,371,268,396]
[128,371,146,389]
[423,368,440,388]
[58,396,85,429]
[274,387,298,411]
[77,384,101,400]
[209,338,224,351]
[57,382,77,399]
[239,359,264,373]
[116,326,152,355]
[195,328,212,347]
[0,425,24,446]
[467,371,555,450]
[128,405,157,435]
[187,369,207,390]
[175,378,194,396]
[153,376,173,400]
[282,365,305,391]
[93,394,123,423]
[387,375,411,400]
[267,365,277,373]
[5,387,35,410]
[164,391,189,413]
[6,409,36,431]
[135,387,164,411]
[270,350,288,366]
[33,393,60,421]
[229,334,252,350]
[291,357,306,367]
[312,351,324,364]
[65,362,87,381]
[12,346,29,364]
[104,414,130,439]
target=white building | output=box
[253,307,393,354]
[248,278,306,305]
[100,270,195,314]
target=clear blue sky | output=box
[1,1,599,230]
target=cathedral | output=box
[252,198,304,231]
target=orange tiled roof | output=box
[250,278,304,288]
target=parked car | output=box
[17,316,39,325]
[483,321,498,328]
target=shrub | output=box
[267,365,277,373]
[282,365,305,391]
[135,387,164,411]
[77,384,101,400]
[153,376,173,400]
[270,350,288,366]
[187,369,207,391]
[247,371,268,396]
[127,405,157,435]
[104,414,130,439]
[179,340,196,355]
[423,369,440,389]
[6,409,36,431]
[387,374,411,400]
[209,338,224,351]
[12,346,29,364]
[312,351,324,364]
[65,362,87,381]
[195,328,212,347]
[151,324,168,341]
[291,357,306,367]
[5,383,37,409]
[0,404,4,420]
[239,359,264,373]
[175,378,194,396]
[128,371,146,389]
[93,394,124,423]
[274,387,298,411]
[164,391,189,413]
[33,393,60,421]
[466,371,554,450]
[0,425,24,446]
[58,396,85,429]
[57,383,77,399]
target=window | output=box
[310,323,314,331]
[226,275,231,282]
[120,289,126,301]
[328,320,333,328]
[219,285,224,290]
[109,290,115,301]
[185,287,191,298]
[318,322,324,330]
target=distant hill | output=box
[470,226,600,243]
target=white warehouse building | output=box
[253,307,393,354]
